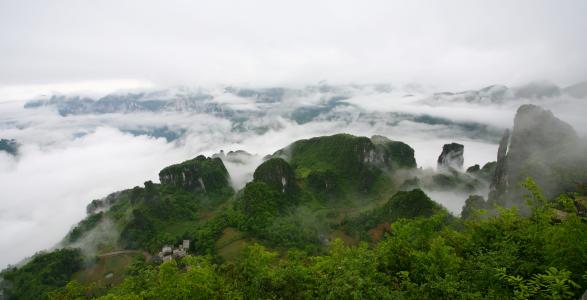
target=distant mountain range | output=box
[24,81,587,117]
[3,103,587,299]
[425,81,587,105]
[22,82,523,143]
[0,139,19,156]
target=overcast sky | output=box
[1,0,586,94]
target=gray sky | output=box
[1,0,586,92]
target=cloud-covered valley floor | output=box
[1,82,586,268]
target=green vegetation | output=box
[159,155,232,194]
[273,134,415,201]
[342,189,445,238]
[4,159,587,299]
[371,135,417,169]
[0,248,83,300]
[225,136,416,250]
[252,158,298,196]
[232,179,319,249]
[36,181,587,299]
[306,169,338,195]
[3,127,587,299]
[117,181,234,252]
[71,253,143,297]
[92,156,235,252]
[467,161,497,181]
[283,134,376,176]
[181,209,246,256]
[66,212,104,243]
[461,194,487,219]
[55,156,236,256]
[237,181,280,230]
[427,172,482,193]
[280,134,381,194]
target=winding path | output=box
[98,250,151,260]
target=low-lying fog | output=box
[1,83,586,268]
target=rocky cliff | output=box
[489,104,586,204]
[158,155,231,194]
[272,133,416,195]
[253,158,298,194]
[0,139,19,156]
[371,135,417,169]
[466,161,497,181]
[437,143,464,171]
[489,129,510,201]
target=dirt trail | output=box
[98,250,151,259]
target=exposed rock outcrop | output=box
[489,105,586,205]
[489,129,510,201]
[213,149,254,164]
[86,192,122,214]
[508,105,577,163]
[253,158,298,194]
[466,164,480,173]
[466,161,497,181]
[272,133,416,195]
[306,169,338,194]
[437,143,464,171]
[0,139,19,156]
[371,135,417,169]
[159,155,231,193]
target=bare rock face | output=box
[371,135,417,169]
[271,133,416,195]
[437,143,464,171]
[0,138,19,156]
[86,192,122,214]
[158,155,231,193]
[507,105,577,164]
[467,161,497,181]
[489,129,510,201]
[212,149,254,164]
[489,104,585,205]
[253,157,298,194]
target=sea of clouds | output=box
[0,82,585,268]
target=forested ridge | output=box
[3,179,586,299]
[2,105,587,299]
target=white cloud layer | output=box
[0,93,506,268]
[0,128,186,268]
[1,82,586,268]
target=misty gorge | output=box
[2,1,587,299]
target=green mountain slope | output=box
[3,107,587,299]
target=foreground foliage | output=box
[17,182,583,300]
[0,249,83,300]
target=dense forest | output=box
[1,105,586,299]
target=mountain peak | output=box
[490,104,584,203]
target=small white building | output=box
[158,245,172,258]
[157,240,191,262]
